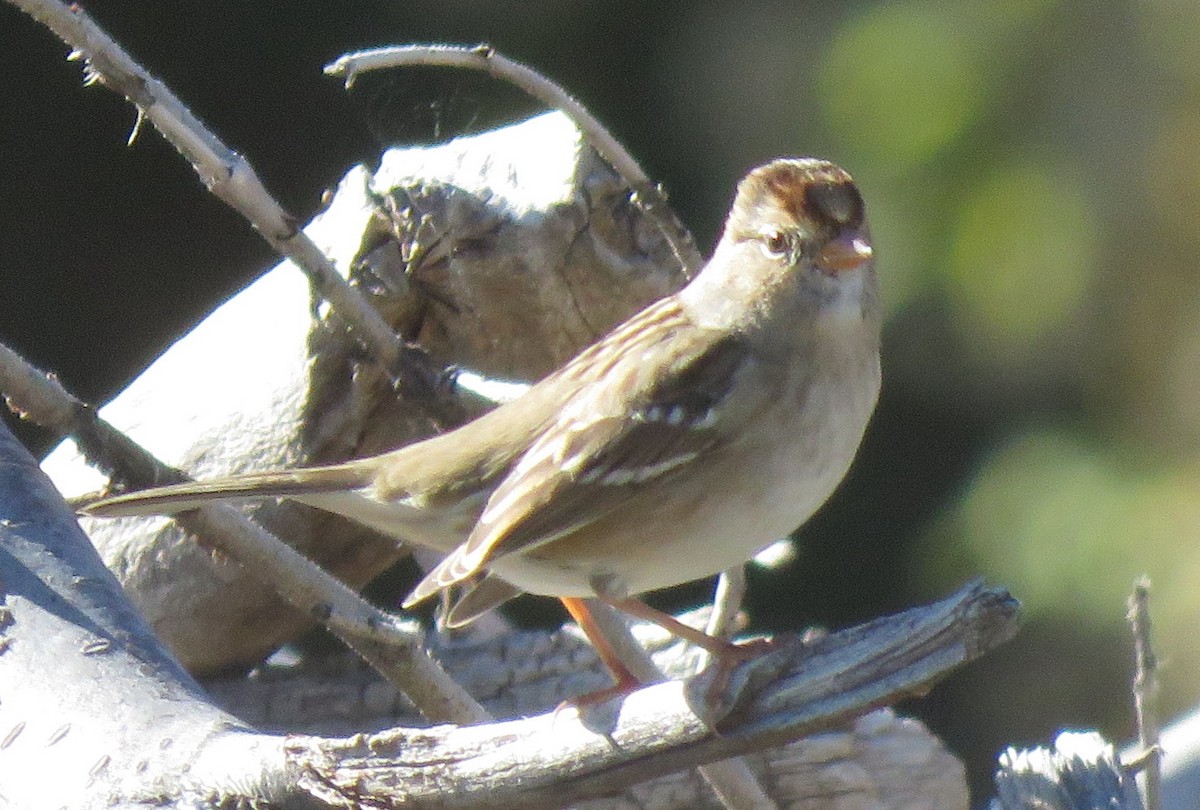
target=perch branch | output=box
[290,581,1018,808]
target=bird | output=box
[83,157,881,691]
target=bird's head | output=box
[683,158,876,332]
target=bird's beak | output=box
[816,233,873,274]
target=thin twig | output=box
[325,44,703,276]
[1128,577,1161,810]
[176,506,491,725]
[695,565,767,805]
[696,755,778,810]
[8,0,461,423]
[0,339,489,724]
[708,566,748,642]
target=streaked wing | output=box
[404,299,753,603]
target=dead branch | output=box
[8,0,454,416]
[325,44,703,276]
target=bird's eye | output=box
[762,231,792,259]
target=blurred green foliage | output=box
[948,163,1098,353]
[821,2,986,174]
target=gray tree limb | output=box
[0,413,303,808]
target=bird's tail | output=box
[79,462,375,518]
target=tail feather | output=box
[80,463,374,518]
[444,574,522,627]
[401,546,485,609]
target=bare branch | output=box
[6,0,459,419]
[325,43,703,275]
[0,339,488,724]
[707,567,748,643]
[290,581,1017,807]
[696,568,774,806]
[1129,578,1161,810]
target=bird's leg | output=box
[596,595,758,657]
[559,596,644,697]
[598,594,787,717]
[561,595,778,709]
[603,597,724,650]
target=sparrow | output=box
[84,157,880,688]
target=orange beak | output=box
[817,233,873,274]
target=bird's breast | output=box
[491,339,880,599]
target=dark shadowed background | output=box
[4,1,1198,802]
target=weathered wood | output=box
[283,580,1014,807]
[992,732,1143,810]
[0,417,301,808]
